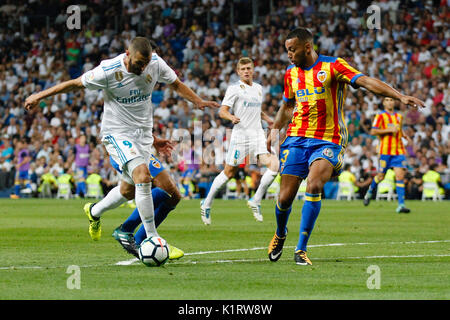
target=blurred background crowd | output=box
[0,0,449,200]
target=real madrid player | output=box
[200,57,279,225]
[363,97,413,213]
[24,37,219,254]
[266,28,425,265]
[109,134,185,260]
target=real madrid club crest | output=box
[115,71,124,82]
[322,148,334,159]
[146,74,152,83]
[317,70,327,83]
[240,84,245,90]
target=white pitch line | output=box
[115,258,139,266]
[183,239,450,256]
[169,254,450,265]
[1,240,448,270]
[114,239,450,266]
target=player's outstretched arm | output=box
[370,126,398,136]
[24,76,84,111]
[355,76,425,109]
[169,78,220,110]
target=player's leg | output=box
[293,140,344,265]
[394,166,410,213]
[129,159,158,237]
[181,169,193,198]
[84,137,137,240]
[75,180,87,198]
[364,156,389,206]
[130,170,181,243]
[120,155,179,234]
[12,171,30,198]
[149,169,182,226]
[103,136,158,239]
[90,181,131,218]
[254,153,279,202]
[84,179,132,241]
[203,139,246,209]
[268,137,309,262]
[363,172,385,205]
[127,170,184,259]
[268,174,301,261]
[200,164,238,225]
[294,159,333,265]
[248,153,279,221]
[107,152,182,258]
[13,175,22,198]
[113,157,183,258]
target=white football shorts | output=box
[102,133,152,184]
[225,132,269,166]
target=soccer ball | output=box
[138,236,170,267]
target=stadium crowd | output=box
[0,0,449,200]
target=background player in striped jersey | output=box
[267,28,425,266]
[200,57,279,225]
[363,97,413,213]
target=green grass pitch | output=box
[0,198,448,300]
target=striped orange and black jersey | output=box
[372,111,406,155]
[283,55,364,148]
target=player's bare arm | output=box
[218,105,240,124]
[169,78,220,110]
[370,126,398,136]
[355,76,425,109]
[267,99,295,152]
[261,111,274,128]
[24,76,84,111]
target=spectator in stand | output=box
[0,0,447,200]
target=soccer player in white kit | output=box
[200,57,279,225]
[24,37,219,248]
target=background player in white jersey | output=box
[24,37,219,247]
[200,57,279,225]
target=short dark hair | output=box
[286,27,313,43]
[129,37,152,57]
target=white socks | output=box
[91,182,158,238]
[135,182,158,237]
[91,186,127,218]
[203,171,229,208]
[253,169,278,204]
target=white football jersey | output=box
[221,80,264,139]
[81,52,177,141]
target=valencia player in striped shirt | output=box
[363,96,413,213]
[267,28,425,266]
